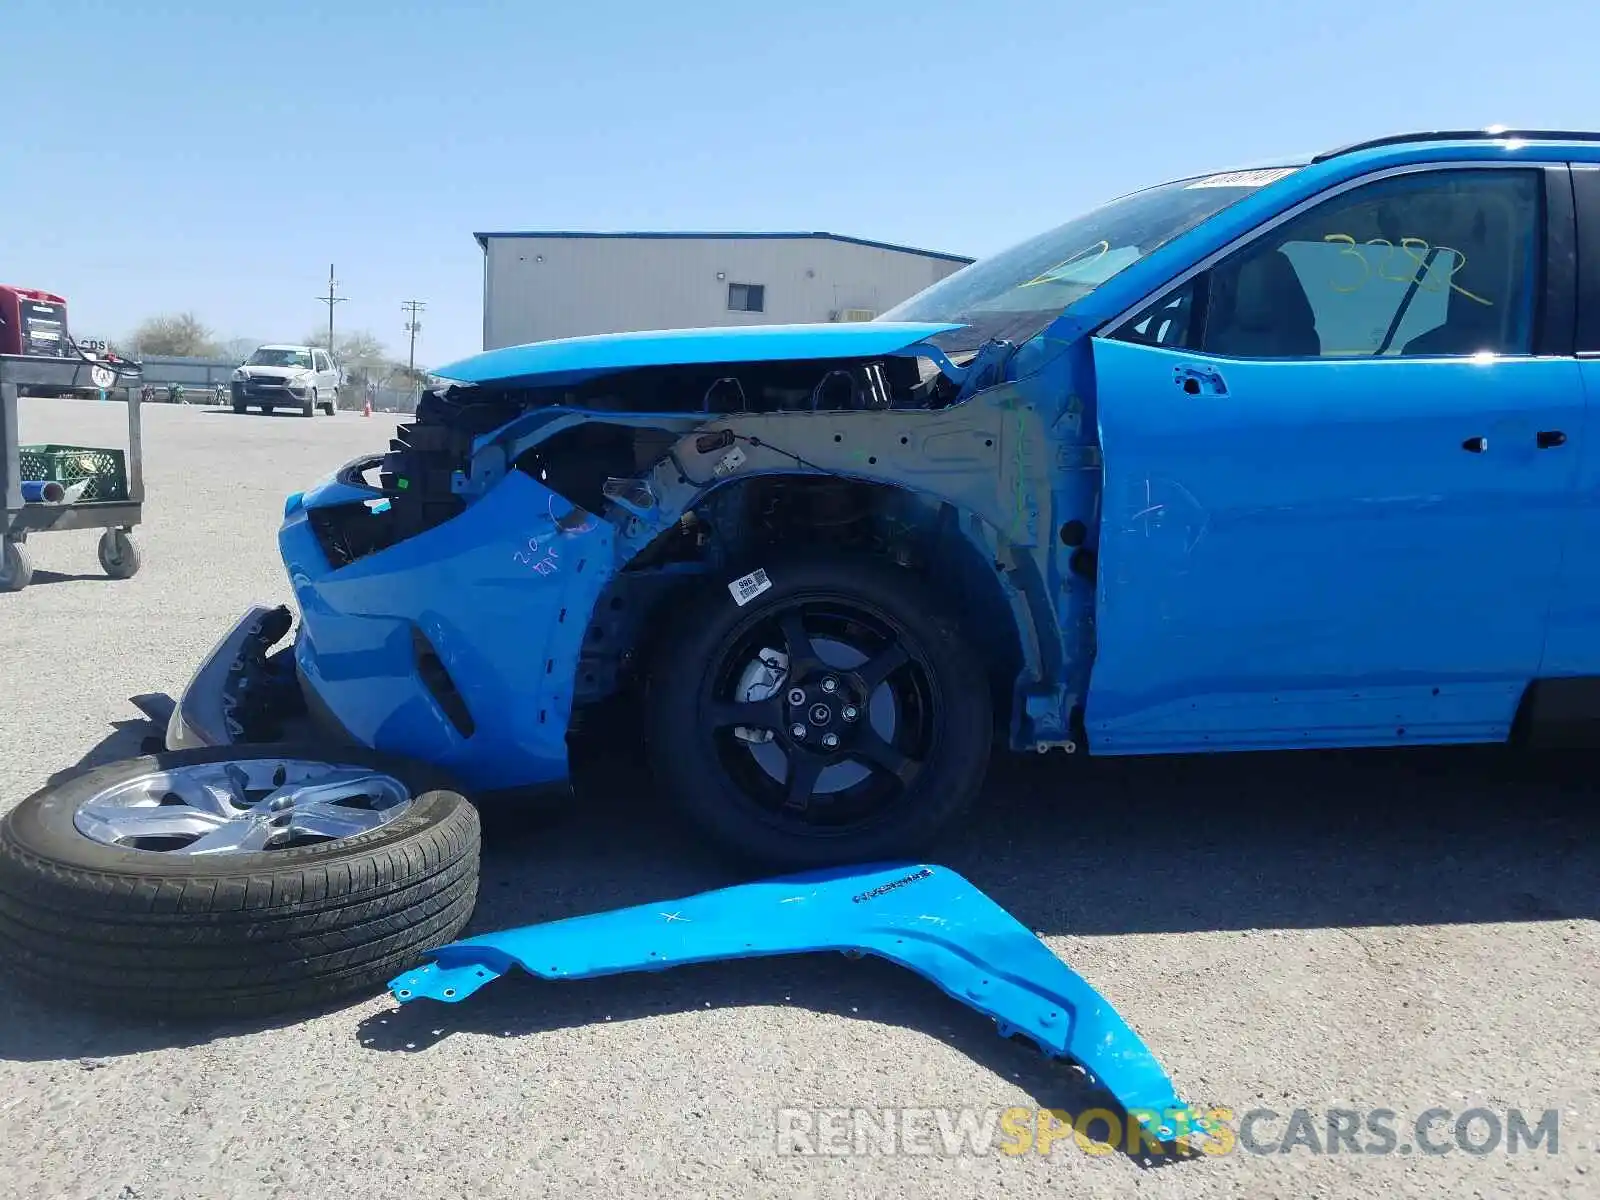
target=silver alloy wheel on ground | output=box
[71,758,413,855]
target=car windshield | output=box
[246,348,313,368]
[881,167,1301,352]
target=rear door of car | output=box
[313,350,338,397]
[1539,161,1600,680]
[1084,160,1585,754]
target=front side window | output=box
[1116,168,1543,358]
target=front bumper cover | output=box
[278,467,615,792]
[170,462,614,796]
[165,604,348,750]
[234,377,310,400]
[389,862,1208,1145]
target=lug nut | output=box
[841,705,859,721]
[787,688,806,706]
[790,723,807,739]
[822,732,840,748]
[821,677,838,694]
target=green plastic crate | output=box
[17,444,129,502]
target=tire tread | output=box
[0,748,482,1016]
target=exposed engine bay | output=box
[310,353,964,567]
[418,351,956,430]
[298,344,1085,752]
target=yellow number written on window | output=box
[1319,234,1491,306]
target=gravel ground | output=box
[1,397,1597,1200]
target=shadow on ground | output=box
[40,719,153,787]
[353,949,1197,1165]
[48,696,1599,940]
[466,738,1600,939]
[200,408,361,418]
[2,719,1595,1161]
[21,569,105,587]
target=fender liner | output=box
[388,862,1202,1142]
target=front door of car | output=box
[1084,163,1584,753]
[314,350,338,399]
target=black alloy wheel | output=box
[646,554,992,866]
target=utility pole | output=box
[316,264,347,352]
[402,299,426,377]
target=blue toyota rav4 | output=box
[157,126,1600,873]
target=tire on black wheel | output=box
[0,743,481,1017]
[645,552,992,867]
[302,388,317,417]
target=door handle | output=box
[1462,436,1488,453]
[1536,430,1567,449]
[1173,364,1228,397]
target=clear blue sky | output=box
[5,0,1596,367]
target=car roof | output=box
[1312,126,1600,162]
[258,344,317,351]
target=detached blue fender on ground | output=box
[389,862,1206,1144]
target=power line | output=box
[316,264,348,351]
[402,299,426,377]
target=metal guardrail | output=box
[128,355,241,390]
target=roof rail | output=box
[1311,128,1600,163]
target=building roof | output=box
[472,229,974,265]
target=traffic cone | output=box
[363,398,372,417]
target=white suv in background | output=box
[231,344,341,416]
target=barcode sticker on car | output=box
[728,568,772,606]
[712,446,747,477]
[1184,167,1297,189]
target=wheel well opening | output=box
[573,474,1025,731]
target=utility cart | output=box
[1,353,146,592]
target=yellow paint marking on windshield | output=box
[1018,240,1110,287]
[1319,234,1491,306]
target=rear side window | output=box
[1115,168,1544,359]
[1575,165,1600,354]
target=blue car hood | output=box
[431,321,966,389]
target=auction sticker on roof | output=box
[729,568,772,606]
[1185,167,1298,189]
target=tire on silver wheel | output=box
[0,743,481,1016]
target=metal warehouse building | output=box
[475,230,973,351]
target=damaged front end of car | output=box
[388,861,1210,1147]
[169,318,1103,796]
